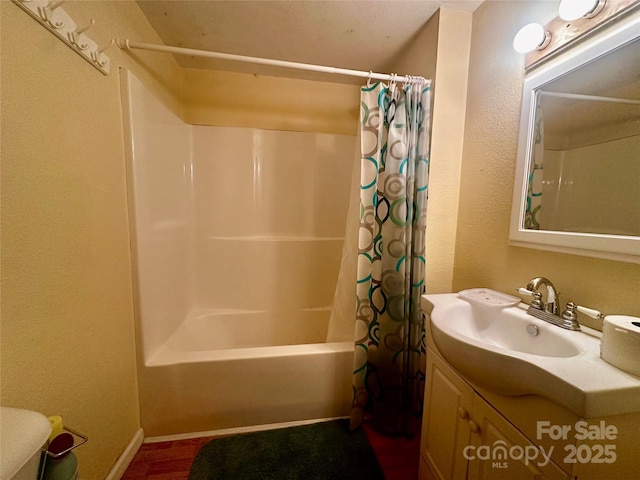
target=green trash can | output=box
[42,451,78,480]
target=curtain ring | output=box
[388,73,396,93]
[367,71,373,87]
[405,75,414,91]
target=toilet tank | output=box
[1,407,51,480]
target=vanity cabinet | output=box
[420,350,474,480]
[420,348,472,480]
[419,350,571,480]
[419,292,640,479]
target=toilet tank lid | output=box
[0,407,51,479]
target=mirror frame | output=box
[509,15,640,264]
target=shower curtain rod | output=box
[116,39,431,85]
[539,91,640,105]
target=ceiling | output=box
[136,0,484,83]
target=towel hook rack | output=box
[12,0,110,75]
[69,18,94,50]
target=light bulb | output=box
[513,23,549,54]
[558,0,601,21]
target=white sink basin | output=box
[423,293,640,418]
[442,302,582,358]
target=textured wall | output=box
[424,8,472,294]
[2,4,361,477]
[454,0,640,328]
[389,7,473,294]
[183,68,360,135]
[1,1,182,477]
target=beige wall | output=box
[2,3,360,477]
[183,68,360,135]
[388,8,439,117]
[425,8,472,294]
[454,0,640,329]
[390,8,473,294]
[1,1,182,478]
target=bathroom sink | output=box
[422,293,640,418]
[441,303,582,358]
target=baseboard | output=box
[105,428,144,480]
[144,416,349,444]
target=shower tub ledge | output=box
[139,309,354,437]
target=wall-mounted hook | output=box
[12,0,110,75]
[39,0,66,29]
[92,39,114,66]
[69,19,94,50]
[42,0,67,29]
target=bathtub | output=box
[123,71,356,438]
[138,310,354,437]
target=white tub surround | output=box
[121,70,356,436]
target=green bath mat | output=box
[188,419,385,480]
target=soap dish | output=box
[458,288,521,307]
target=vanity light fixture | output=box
[558,0,605,21]
[513,23,551,53]
[512,0,618,57]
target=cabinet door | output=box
[420,351,475,480]
[467,395,571,480]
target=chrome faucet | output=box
[526,277,560,314]
[518,277,581,331]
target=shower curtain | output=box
[526,97,544,229]
[350,79,431,435]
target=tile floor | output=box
[121,421,420,479]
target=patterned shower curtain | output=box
[351,79,430,435]
[525,97,544,229]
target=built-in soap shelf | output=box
[458,288,521,307]
[11,0,112,75]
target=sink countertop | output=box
[422,293,640,418]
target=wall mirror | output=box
[510,16,640,263]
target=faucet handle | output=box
[517,287,535,296]
[576,305,605,320]
[516,288,543,310]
